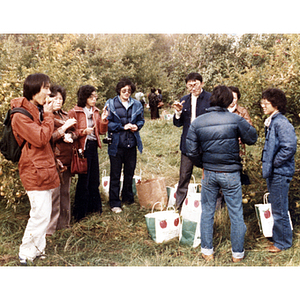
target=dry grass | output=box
[1,110,300,268]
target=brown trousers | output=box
[46,168,72,235]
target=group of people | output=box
[173,72,297,262]
[10,74,144,265]
[9,70,297,265]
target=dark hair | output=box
[261,88,287,114]
[77,85,96,107]
[228,86,241,100]
[157,89,161,94]
[50,85,66,104]
[150,87,156,93]
[23,73,50,100]
[210,85,233,108]
[115,78,136,95]
[185,72,203,83]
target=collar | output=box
[264,110,279,127]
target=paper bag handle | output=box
[263,192,270,204]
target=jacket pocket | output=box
[32,160,58,187]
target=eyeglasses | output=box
[120,89,131,94]
[260,100,272,106]
[186,81,201,90]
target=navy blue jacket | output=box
[262,112,297,178]
[105,96,144,156]
[186,106,257,172]
[173,90,211,154]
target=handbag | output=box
[145,202,180,243]
[71,147,88,175]
[179,191,202,248]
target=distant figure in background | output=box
[135,91,146,108]
[261,88,297,253]
[156,88,163,118]
[148,87,159,119]
[46,85,77,236]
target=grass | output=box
[1,109,300,268]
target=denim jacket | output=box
[262,112,297,178]
[105,96,144,156]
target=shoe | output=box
[36,254,47,260]
[19,256,27,266]
[232,257,243,263]
[201,253,214,261]
[267,245,281,253]
[111,207,122,213]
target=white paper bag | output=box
[255,192,293,237]
[145,202,180,243]
[179,192,202,247]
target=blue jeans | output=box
[266,174,293,250]
[201,170,246,259]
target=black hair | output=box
[150,87,156,93]
[228,86,241,100]
[50,85,66,104]
[210,85,233,108]
[115,78,136,95]
[185,72,203,83]
[23,73,50,100]
[77,85,96,107]
[261,88,287,114]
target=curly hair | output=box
[77,85,96,107]
[50,85,66,104]
[210,85,233,108]
[262,88,287,114]
[115,78,136,95]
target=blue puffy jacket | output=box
[186,106,257,172]
[262,112,297,178]
[105,96,144,156]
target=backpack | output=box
[0,107,33,162]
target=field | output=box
[1,109,300,269]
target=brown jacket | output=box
[52,110,78,166]
[233,104,252,125]
[11,97,60,191]
[68,105,108,151]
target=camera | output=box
[102,137,112,145]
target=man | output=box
[11,73,60,265]
[173,72,211,209]
[186,85,257,262]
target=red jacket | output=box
[52,110,78,166]
[68,105,108,151]
[10,97,60,191]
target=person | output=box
[148,87,159,119]
[156,88,163,118]
[185,85,257,262]
[135,91,146,108]
[105,78,145,213]
[173,72,211,210]
[260,88,297,253]
[46,85,77,235]
[10,73,60,265]
[68,85,108,222]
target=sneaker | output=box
[19,256,33,266]
[111,207,122,213]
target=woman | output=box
[46,85,77,235]
[105,78,145,213]
[261,88,297,253]
[69,85,108,221]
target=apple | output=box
[194,200,199,208]
[160,220,167,229]
[185,198,188,205]
[264,209,271,219]
[242,198,248,204]
[103,181,108,187]
[174,192,176,199]
[174,218,179,227]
